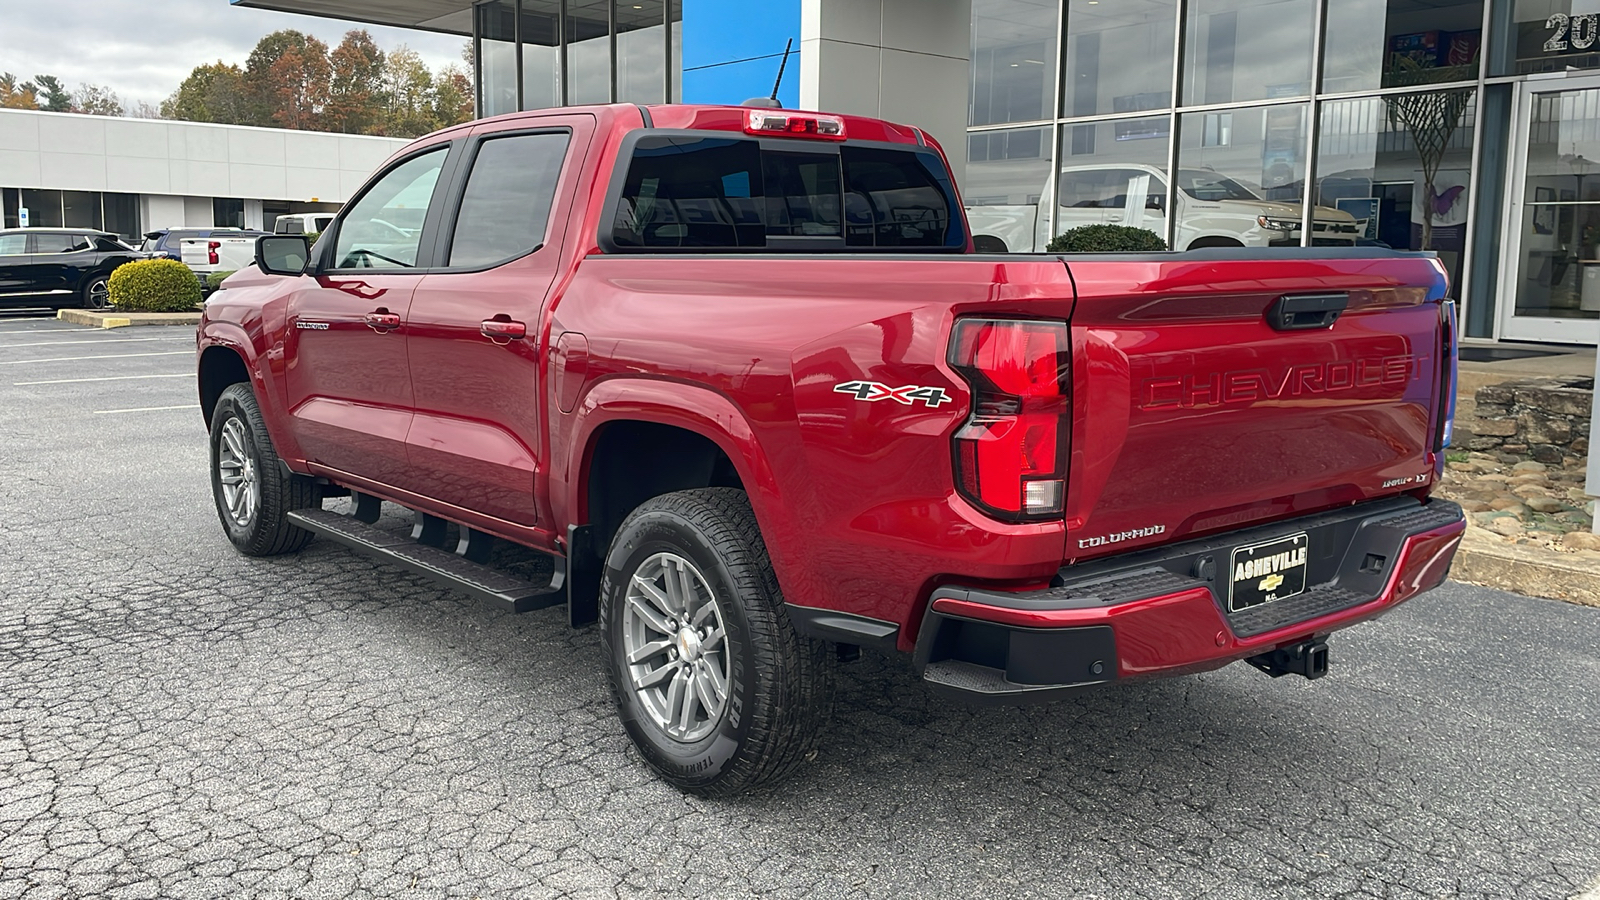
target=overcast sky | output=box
[0,0,469,113]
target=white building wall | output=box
[0,108,409,209]
[799,0,972,179]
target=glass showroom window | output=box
[971,0,1058,126]
[1183,0,1314,105]
[1175,105,1309,249]
[1055,116,1173,248]
[1494,1,1600,76]
[1323,0,1482,93]
[477,0,519,116]
[568,0,612,105]
[617,0,666,104]
[965,126,1053,252]
[1316,90,1476,284]
[1508,88,1600,321]
[1061,0,1175,118]
[522,0,562,109]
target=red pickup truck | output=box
[197,103,1466,795]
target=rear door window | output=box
[609,134,962,252]
[29,233,81,253]
[448,131,570,267]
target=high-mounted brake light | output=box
[744,110,846,141]
[947,319,1072,520]
[207,240,220,265]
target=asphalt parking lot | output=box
[1,313,1598,899]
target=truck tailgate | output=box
[1060,253,1447,563]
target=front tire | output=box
[209,382,316,556]
[600,488,833,796]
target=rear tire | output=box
[600,488,833,796]
[208,382,317,556]
[81,275,110,310]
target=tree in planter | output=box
[1046,224,1169,253]
[1383,60,1475,252]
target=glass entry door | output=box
[1502,77,1600,343]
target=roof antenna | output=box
[742,38,793,108]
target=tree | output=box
[31,75,71,112]
[267,36,332,130]
[1384,59,1475,252]
[381,45,435,137]
[71,83,125,117]
[245,29,319,126]
[162,62,250,124]
[130,100,164,120]
[327,29,386,134]
[432,65,474,131]
[0,73,39,109]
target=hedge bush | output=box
[205,270,236,292]
[1045,224,1169,253]
[108,258,203,312]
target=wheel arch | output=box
[566,379,793,582]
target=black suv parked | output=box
[0,229,141,310]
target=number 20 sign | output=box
[1547,13,1600,52]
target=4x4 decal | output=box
[833,380,953,408]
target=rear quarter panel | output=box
[553,255,1077,638]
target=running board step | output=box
[287,508,563,613]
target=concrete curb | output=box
[1451,527,1600,608]
[57,309,202,329]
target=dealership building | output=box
[2,0,1598,346]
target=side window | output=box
[333,147,449,269]
[449,132,571,267]
[30,233,79,253]
[0,234,26,254]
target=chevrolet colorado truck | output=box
[196,103,1466,796]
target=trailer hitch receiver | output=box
[1246,639,1329,680]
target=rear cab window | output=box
[605,131,965,253]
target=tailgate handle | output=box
[1268,293,1348,331]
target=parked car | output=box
[0,228,141,309]
[197,103,1465,796]
[966,164,1362,252]
[139,228,265,262]
[273,213,336,235]
[179,235,259,294]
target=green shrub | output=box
[302,230,321,246]
[108,258,203,312]
[205,270,237,292]
[1045,224,1169,253]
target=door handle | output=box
[364,310,401,332]
[481,317,527,343]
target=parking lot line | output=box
[14,373,192,386]
[0,351,192,365]
[92,405,202,415]
[0,327,111,335]
[0,338,179,348]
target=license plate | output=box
[1228,532,1309,613]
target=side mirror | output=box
[256,235,309,276]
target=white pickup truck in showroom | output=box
[965,163,1363,252]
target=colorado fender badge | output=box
[834,380,953,408]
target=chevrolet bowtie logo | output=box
[1258,573,1285,592]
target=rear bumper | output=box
[913,497,1465,703]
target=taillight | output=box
[207,241,220,265]
[947,318,1071,520]
[1435,299,1458,452]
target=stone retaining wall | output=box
[1466,376,1593,464]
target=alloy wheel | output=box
[621,551,731,743]
[216,416,259,529]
